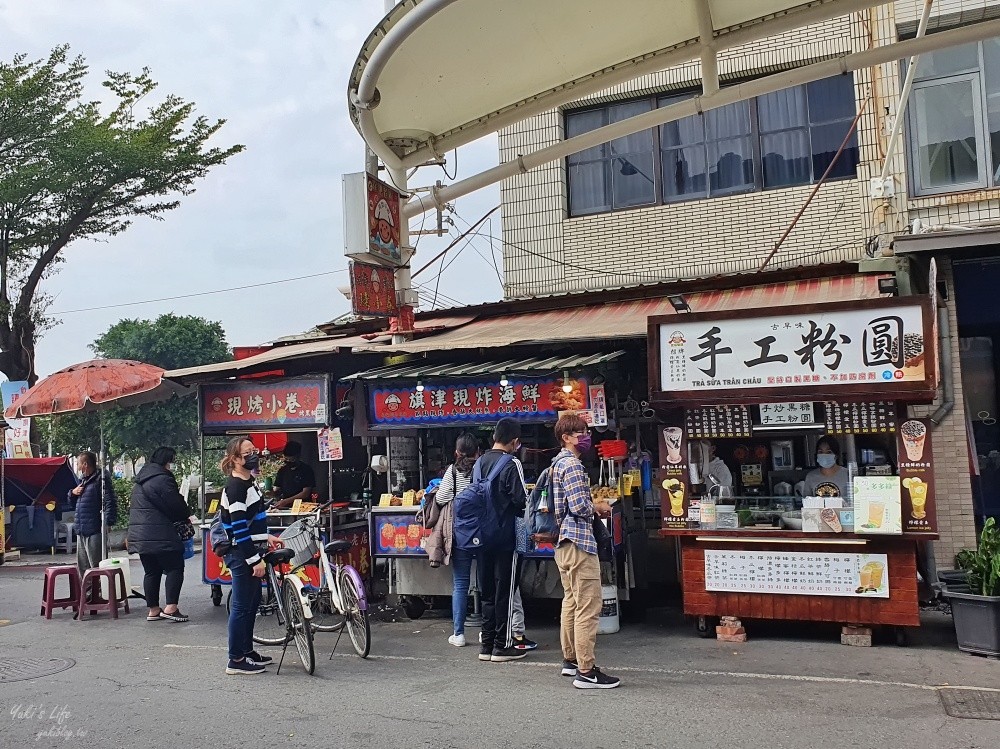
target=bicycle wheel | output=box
[282,578,315,675]
[340,567,371,658]
[252,576,288,647]
[309,586,345,633]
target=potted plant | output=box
[945,518,1000,656]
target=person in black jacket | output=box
[68,451,117,578]
[475,418,529,663]
[129,447,191,622]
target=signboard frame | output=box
[199,376,331,434]
[648,296,937,404]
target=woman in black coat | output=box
[129,447,191,622]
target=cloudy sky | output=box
[0,0,501,379]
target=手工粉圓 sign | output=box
[649,298,935,403]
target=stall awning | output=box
[353,274,887,355]
[344,351,627,381]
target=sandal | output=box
[159,610,189,622]
[146,614,164,622]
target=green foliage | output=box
[111,476,132,530]
[955,549,977,571]
[0,46,243,382]
[966,518,1000,597]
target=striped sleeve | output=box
[222,479,261,565]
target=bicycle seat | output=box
[263,548,295,565]
[324,540,352,556]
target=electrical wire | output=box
[441,149,458,181]
[51,269,348,315]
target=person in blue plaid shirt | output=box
[551,413,620,690]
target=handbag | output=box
[174,520,196,541]
[592,516,613,562]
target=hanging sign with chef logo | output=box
[199,377,330,433]
[365,173,402,263]
[349,261,399,317]
[649,297,935,403]
[369,378,588,428]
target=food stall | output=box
[196,376,370,604]
[648,295,939,642]
[351,358,639,618]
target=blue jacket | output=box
[69,469,118,537]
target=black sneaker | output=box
[573,666,620,689]
[246,650,273,665]
[478,645,493,662]
[490,646,528,662]
[561,659,579,677]
[513,635,537,651]
[225,658,265,676]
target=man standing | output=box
[272,441,316,510]
[475,418,529,663]
[69,451,117,575]
[551,414,620,689]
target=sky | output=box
[0,0,502,380]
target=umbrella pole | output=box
[100,416,107,560]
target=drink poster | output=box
[897,417,936,533]
[853,476,903,535]
[659,420,690,527]
[704,550,890,598]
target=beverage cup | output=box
[664,427,683,464]
[909,480,927,519]
[868,501,885,529]
[901,420,927,462]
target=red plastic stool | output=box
[40,565,82,619]
[77,567,130,620]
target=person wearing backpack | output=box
[455,417,529,663]
[551,413,620,689]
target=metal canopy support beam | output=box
[696,0,719,96]
[403,18,1000,219]
[388,0,889,169]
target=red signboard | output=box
[367,174,402,262]
[349,261,399,317]
[369,377,589,427]
[200,377,329,434]
[233,346,284,380]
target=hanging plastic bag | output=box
[183,536,195,560]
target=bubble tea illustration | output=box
[663,427,684,464]
[900,420,927,462]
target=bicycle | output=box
[280,500,371,658]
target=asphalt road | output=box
[1,556,998,749]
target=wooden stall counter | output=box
[659,527,937,635]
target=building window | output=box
[565,74,858,216]
[906,40,1000,197]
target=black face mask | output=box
[243,453,260,471]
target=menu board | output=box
[756,402,816,427]
[685,406,751,438]
[853,476,903,535]
[704,550,890,598]
[824,401,897,434]
[896,418,936,533]
[659,418,690,528]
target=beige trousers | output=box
[555,540,602,672]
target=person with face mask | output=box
[803,436,851,498]
[67,451,117,580]
[129,447,192,622]
[272,441,316,510]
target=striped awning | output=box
[344,351,627,381]
[352,274,889,354]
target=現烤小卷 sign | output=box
[200,377,329,433]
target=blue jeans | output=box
[226,553,262,661]
[451,549,474,636]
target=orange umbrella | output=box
[4,358,190,558]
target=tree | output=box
[0,46,243,383]
[43,313,231,466]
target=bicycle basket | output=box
[281,519,320,567]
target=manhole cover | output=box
[0,658,75,683]
[940,689,1000,720]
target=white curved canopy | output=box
[348,0,890,169]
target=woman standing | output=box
[434,432,478,647]
[220,437,272,675]
[803,436,851,498]
[129,447,191,622]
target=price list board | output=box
[685,406,751,439]
[704,550,890,598]
[823,401,897,435]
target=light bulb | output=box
[415,380,425,392]
[562,370,572,393]
[500,374,509,387]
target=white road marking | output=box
[163,644,1000,693]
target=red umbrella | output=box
[4,358,190,557]
[4,359,187,418]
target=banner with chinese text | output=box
[651,299,933,401]
[199,377,329,433]
[368,377,589,428]
[896,417,936,533]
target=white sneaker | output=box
[448,634,467,647]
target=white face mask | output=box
[816,454,837,469]
[166,463,175,472]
